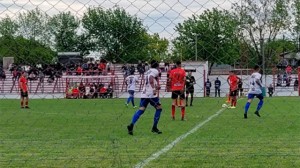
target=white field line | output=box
[134,102,238,168]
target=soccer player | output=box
[125,71,139,108]
[244,65,264,119]
[227,70,240,108]
[127,60,162,135]
[169,61,186,120]
[19,72,29,108]
[185,71,196,106]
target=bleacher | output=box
[0,67,169,98]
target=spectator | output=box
[294,78,299,91]
[286,65,292,75]
[214,77,221,97]
[268,84,274,97]
[205,79,212,97]
[76,65,83,75]
[99,84,108,98]
[107,84,113,98]
[78,82,85,98]
[72,86,79,99]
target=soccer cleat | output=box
[254,111,261,117]
[151,127,162,134]
[172,116,175,120]
[133,106,137,109]
[181,117,185,121]
[21,106,24,109]
[25,106,30,109]
[244,114,247,119]
[190,104,193,106]
[185,104,188,107]
[127,124,133,135]
[125,103,129,107]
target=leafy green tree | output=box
[233,0,291,68]
[292,0,300,51]
[0,16,19,37]
[48,12,81,52]
[173,8,240,74]
[142,33,169,62]
[17,8,50,45]
[82,6,148,63]
[0,36,55,65]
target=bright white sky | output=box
[0,0,240,39]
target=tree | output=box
[0,36,55,65]
[233,0,291,69]
[292,0,300,51]
[142,33,169,62]
[0,16,19,37]
[17,8,51,45]
[82,6,148,63]
[173,8,240,74]
[48,12,81,52]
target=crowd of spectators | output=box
[66,82,113,99]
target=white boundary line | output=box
[134,106,229,168]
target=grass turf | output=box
[0,97,299,167]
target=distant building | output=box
[57,52,82,65]
[279,52,300,68]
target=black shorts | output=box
[230,90,238,97]
[171,90,185,99]
[186,89,194,94]
[21,91,28,98]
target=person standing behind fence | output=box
[214,77,221,97]
[205,79,212,97]
[185,71,196,106]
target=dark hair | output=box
[254,65,260,71]
[150,60,159,68]
[176,61,181,66]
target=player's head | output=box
[176,61,181,67]
[188,71,192,76]
[150,60,159,69]
[254,65,260,72]
[229,70,235,75]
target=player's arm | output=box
[149,75,158,94]
[192,76,196,84]
[255,78,262,88]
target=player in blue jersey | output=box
[127,60,162,135]
[244,65,264,119]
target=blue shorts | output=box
[140,98,161,108]
[248,93,264,100]
[128,90,135,96]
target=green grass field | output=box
[0,97,300,168]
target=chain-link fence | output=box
[0,0,300,167]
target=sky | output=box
[0,0,240,39]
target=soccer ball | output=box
[222,104,228,108]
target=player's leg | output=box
[130,91,136,108]
[244,94,254,119]
[254,94,264,117]
[20,93,24,108]
[127,98,149,135]
[126,90,132,107]
[180,92,186,121]
[231,90,237,108]
[190,90,194,106]
[150,98,162,134]
[185,90,189,107]
[24,92,29,108]
[218,89,220,97]
[171,91,177,120]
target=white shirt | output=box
[248,72,262,94]
[125,75,139,91]
[141,68,159,98]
